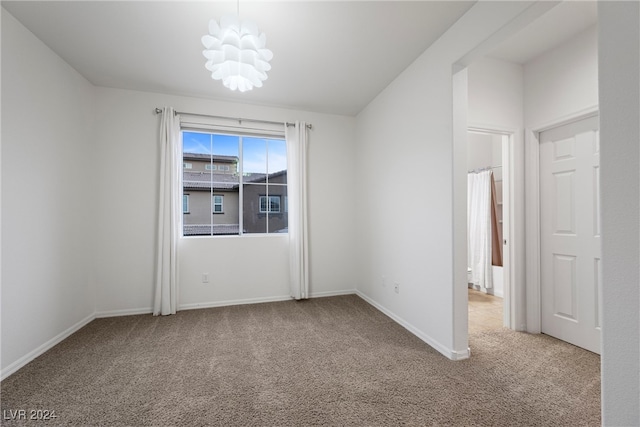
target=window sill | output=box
[181,233,288,240]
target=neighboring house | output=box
[242,170,288,234]
[182,153,288,236]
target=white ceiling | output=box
[2,1,475,116]
[488,1,597,64]
[2,1,598,116]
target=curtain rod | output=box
[468,165,502,173]
[154,108,312,130]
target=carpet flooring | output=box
[1,295,600,426]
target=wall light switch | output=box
[202,273,210,283]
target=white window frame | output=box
[183,194,190,214]
[213,194,224,213]
[205,164,216,171]
[183,162,192,169]
[259,195,281,213]
[180,115,287,237]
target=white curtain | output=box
[153,107,181,315]
[467,169,493,289]
[286,122,310,300]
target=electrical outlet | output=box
[394,282,400,294]
[202,273,210,284]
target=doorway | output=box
[452,1,600,361]
[533,114,601,354]
[466,129,512,332]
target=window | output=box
[183,194,190,214]
[260,196,281,213]
[213,195,223,213]
[182,131,287,236]
[183,162,192,169]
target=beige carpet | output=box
[1,295,600,426]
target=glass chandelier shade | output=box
[202,15,273,92]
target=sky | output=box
[182,131,287,174]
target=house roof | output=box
[183,153,238,163]
[243,170,287,184]
[183,170,287,190]
[184,224,240,236]
[183,171,239,190]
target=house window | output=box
[183,194,190,213]
[183,162,192,169]
[259,196,281,213]
[213,195,223,213]
[182,131,288,236]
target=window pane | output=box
[182,131,287,237]
[268,185,288,233]
[182,132,240,236]
[243,138,267,175]
[269,196,280,213]
[183,132,213,155]
[212,134,239,177]
[243,184,267,234]
[211,192,238,235]
[210,136,239,235]
[183,132,212,235]
[268,139,287,185]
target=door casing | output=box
[524,106,600,334]
[468,126,515,329]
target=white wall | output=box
[355,2,533,359]
[92,87,358,315]
[1,10,96,375]
[598,2,639,424]
[523,24,598,334]
[524,25,598,128]
[467,132,495,171]
[468,58,524,129]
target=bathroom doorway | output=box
[467,129,511,333]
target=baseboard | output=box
[1,313,96,381]
[309,289,357,298]
[179,295,293,311]
[355,291,469,361]
[178,289,359,311]
[450,347,471,360]
[95,307,153,318]
[470,286,504,299]
[489,290,504,298]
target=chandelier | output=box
[202,15,273,92]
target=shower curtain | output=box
[467,169,492,289]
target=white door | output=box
[539,115,601,354]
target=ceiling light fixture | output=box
[201,5,273,93]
